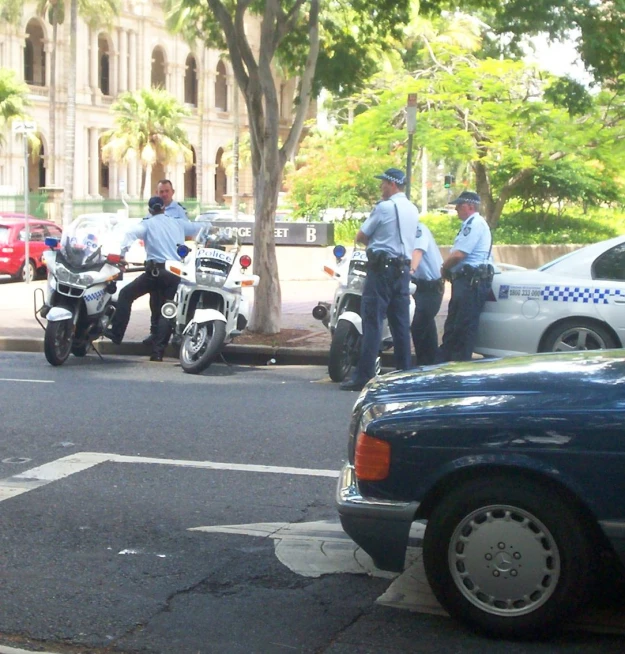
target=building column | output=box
[44,40,53,87]
[206,71,216,111]
[89,28,99,92]
[88,127,100,197]
[127,160,138,198]
[128,31,137,91]
[118,27,127,92]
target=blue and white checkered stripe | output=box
[542,285,623,305]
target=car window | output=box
[19,226,45,242]
[592,243,625,281]
[0,226,8,245]
[45,224,62,239]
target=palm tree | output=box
[0,68,31,140]
[101,88,194,199]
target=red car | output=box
[0,214,62,281]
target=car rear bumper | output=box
[336,463,419,573]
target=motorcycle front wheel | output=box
[179,320,226,375]
[44,319,74,366]
[328,321,361,382]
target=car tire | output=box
[422,477,593,638]
[15,260,36,282]
[541,319,617,352]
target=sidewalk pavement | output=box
[0,276,450,366]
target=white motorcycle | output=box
[162,222,259,375]
[34,214,125,366]
[312,245,414,382]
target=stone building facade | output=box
[0,0,297,214]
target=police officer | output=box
[410,222,444,366]
[340,167,419,391]
[437,190,493,362]
[143,179,190,344]
[104,196,201,361]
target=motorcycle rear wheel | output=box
[44,319,74,366]
[329,321,360,382]
[179,320,226,375]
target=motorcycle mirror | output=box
[177,243,191,259]
[240,254,252,269]
[45,236,60,249]
[333,245,346,260]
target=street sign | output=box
[12,120,37,135]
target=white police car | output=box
[475,234,625,357]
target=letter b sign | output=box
[306,226,317,243]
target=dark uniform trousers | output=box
[437,276,491,362]
[110,267,179,356]
[353,263,412,384]
[411,279,444,366]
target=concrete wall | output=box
[241,244,584,282]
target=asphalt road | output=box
[1,352,625,654]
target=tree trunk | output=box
[141,165,150,200]
[232,83,239,218]
[61,0,78,227]
[249,159,282,333]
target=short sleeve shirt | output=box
[164,201,188,220]
[412,223,443,281]
[450,212,493,272]
[360,192,419,259]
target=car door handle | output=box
[613,298,625,304]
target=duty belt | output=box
[145,260,166,277]
[450,264,494,282]
[415,278,444,292]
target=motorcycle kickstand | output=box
[91,341,105,361]
[218,351,232,367]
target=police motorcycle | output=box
[34,214,125,366]
[161,222,259,375]
[312,245,414,382]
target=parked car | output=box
[336,350,625,637]
[0,214,62,281]
[476,235,625,357]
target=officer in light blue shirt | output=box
[340,167,420,391]
[104,196,202,361]
[157,179,189,220]
[410,222,444,365]
[437,191,494,362]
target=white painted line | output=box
[0,452,339,504]
[0,648,59,654]
[0,378,54,383]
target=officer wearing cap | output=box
[437,190,493,362]
[340,167,419,391]
[143,179,190,344]
[410,221,444,366]
[104,196,202,361]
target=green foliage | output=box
[332,206,625,247]
[0,68,31,143]
[101,89,193,197]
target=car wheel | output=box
[541,319,617,352]
[422,477,593,638]
[15,260,36,282]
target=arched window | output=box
[215,60,228,111]
[184,146,197,199]
[184,54,198,106]
[99,34,111,95]
[151,46,167,89]
[24,20,46,86]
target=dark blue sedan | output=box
[336,350,625,638]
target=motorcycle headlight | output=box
[197,271,226,288]
[53,265,94,287]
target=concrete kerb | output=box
[0,336,331,367]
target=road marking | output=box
[0,452,339,503]
[0,378,54,383]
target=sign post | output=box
[13,120,37,283]
[405,94,417,200]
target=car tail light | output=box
[354,433,390,481]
